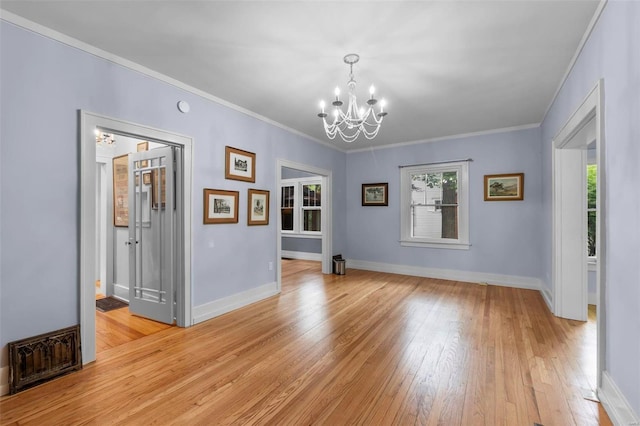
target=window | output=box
[281,178,322,236]
[587,163,596,258]
[400,161,469,249]
[281,185,294,231]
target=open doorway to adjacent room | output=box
[80,111,193,364]
[276,159,333,291]
[552,81,605,397]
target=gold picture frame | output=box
[484,173,524,201]
[247,189,270,226]
[225,146,256,183]
[204,188,239,224]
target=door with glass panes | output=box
[127,147,177,324]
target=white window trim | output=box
[400,161,470,249]
[281,177,322,236]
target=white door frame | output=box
[276,159,333,289]
[552,80,605,387]
[80,111,193,364]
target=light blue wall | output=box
[0,21,346,350]
[540,1,640,415]
[346,127,543,279]
[282,237,322,254]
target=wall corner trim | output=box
[192,282,279,325]
[540,287,554,313]
[346,259,543,291]
[599,370,640,425]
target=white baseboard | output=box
[113,283,129,302]
[0,365,9,396]
[588,291,598,306]
[347,259,543,291]
[192,282,279,325]
[281,250,322,262]
[541,287,554,313]
[599,370,640,425]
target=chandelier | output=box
[95,129,115,147]
[317,53,387,143]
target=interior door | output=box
[127,146,175,324]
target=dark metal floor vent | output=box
[8,325,82,394]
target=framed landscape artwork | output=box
[247,189,270,226]
[484,173,524,201]
[362,183,389,206]
[203,189,239,224]
[225,146,256,183]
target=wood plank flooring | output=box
[1,260,612,425]
[95,295,172,353]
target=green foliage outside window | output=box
[587,164,597,256]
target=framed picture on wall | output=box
[362,183,389,206]
[484,173,524,201]
[247,189,270,226]
[203,188,239,224]
[136,141,149,168]
[112,154,129,227]
[225,146,256,183]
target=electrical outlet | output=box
[268,262,273,271]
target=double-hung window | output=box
[281,178,322,236]
[400,161,469,249]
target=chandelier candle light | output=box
[318,54,387,143]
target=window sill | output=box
[282,233,322,239]
[588,257,597,271]
[400,240,470,250]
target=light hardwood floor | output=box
[95,295,172,353]
[1,260,611,425]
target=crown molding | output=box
[0,11,343,152]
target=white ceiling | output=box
[1,1,602,150]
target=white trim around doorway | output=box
[551,80,605,389]
[276,159,333,291]
[79,111,193,364]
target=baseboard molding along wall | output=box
[347,259,544,291]
[599,370,640,425]
[281,250,322,262]
[0,365,9,396]
[192,282,279,325]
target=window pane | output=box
[282,208,294,231]
[410,170,458,239]
[588,210,596,256]
[441,171,458,239]
[587,164,597,209]
[281,186,294,208]
[412,205,458,239]
[303,184,321,207]
[303,209,321,232]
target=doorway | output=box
[80,111,193,364]
[276,159,333,290]
[552,80,605,390]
